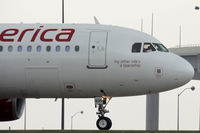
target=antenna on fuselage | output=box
[94,16,100,24]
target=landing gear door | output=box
[87,31,108,69]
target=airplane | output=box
[0,21,194,130]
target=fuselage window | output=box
[37,46,42,52]
[8,46,13,52]
[27,46,32,52]
[46,46,51,52]
[152,43,169,52]
[75,45,80,52]
[143,43,156,53]
[132,43,141,53]
[18,46,22,52]
[65,46,70,52]
[56,46,61,52]
[0,46,3,52]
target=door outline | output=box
[87,31,108,69]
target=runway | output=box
[0,130,199,133]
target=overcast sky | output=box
[0,0,200,130]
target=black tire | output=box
[96,117,112,130]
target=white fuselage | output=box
[0,24,194,98]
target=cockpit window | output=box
[152,43,169,52]
[143,43,156,52]
[132,43,142,53]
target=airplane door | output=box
[87,31,108,69]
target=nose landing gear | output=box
[94,96,112,130]
[96,116,112,130]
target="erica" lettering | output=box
[0,26,75,42]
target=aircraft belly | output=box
[24,67,61,97]
[0,54,170,98]
[0,57,26,97]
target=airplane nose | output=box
[180,60,194,81]
[173,54,194,85]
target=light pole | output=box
[177,86,195,130]
[24,99,26,130]
[179,26,181,48]
[61,0,65,130]
[71,111,84,130]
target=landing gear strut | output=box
[94,95,112,130]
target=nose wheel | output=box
[94,95,112,130]
[96,117,112,130]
